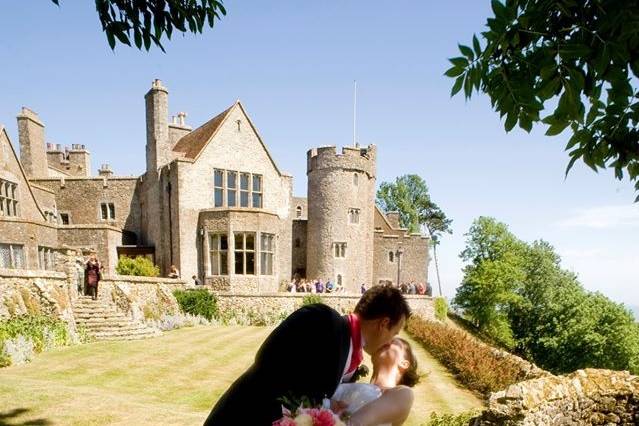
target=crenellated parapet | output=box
[307,144,376,178]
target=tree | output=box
[447,0,639,201]
[376,175,452,295]
[50,0,226,52]
[454,216,639,374]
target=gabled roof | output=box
[171,101,282,175]
[172,104,233,159]
[0,125,47,220]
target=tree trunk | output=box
[433,243,443,296]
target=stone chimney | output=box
[169,110,192,146]
[67,144,91,176]
[145,79,170,174]
[98,163,113,177]
[17,107,48,177]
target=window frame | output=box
[100,202,115,221]
[214,169,224,207]
[260,233,275,275]
[0,243,25,269]
[0,179,19,218]
[38,246,56,271]
[234,232,256,275]
[333,242,347,258]
[208,233,229,276]
[252,174,263,208]
[348,208,360,224]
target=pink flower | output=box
[308,408,336,426]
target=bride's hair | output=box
[396,338,419,387]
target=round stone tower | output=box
[306,145,377,292]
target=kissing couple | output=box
[204,286,419,425]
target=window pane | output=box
[101,204,108,220]
[220,234,228,250]
[227,171,237,189]
[227,189,236,207]
[214,169,223,187]
[240,173,249,190]
[109,204,115,219]
[240,191,249,207]
[235,251,244,274]
[246,252,254,274]
[60,213,69,225]
[220,252,228,275]
[246,233,254,251]
[13,246,24,269]
[252,175,261,192]
[252,193,262,208]
[234,233,244,249]
[214,188,223,207]
[0,244,9,268]
[209,234,219,249]
[210,252,219,275]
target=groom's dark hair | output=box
[355,285,411,327]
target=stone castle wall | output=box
[30,177,141,238]
[373,232,429,286]
[474,369,639,425]
[306,146,376,291]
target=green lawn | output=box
[0,326,482,425]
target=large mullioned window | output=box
[212,169,265,208]
[0,243,25,269]
[209,233,228,275]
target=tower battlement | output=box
[306,144,376,178]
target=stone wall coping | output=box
[214,292,433,301]
[60,224,123,232]
[30,176,139,183]
[0,268,66,279]
[29,182,56,194]
[0,217,57,229]
[102,274,187,285]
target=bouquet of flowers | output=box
[273,407,346,426]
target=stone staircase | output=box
[73,296,161,341]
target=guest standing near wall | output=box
[85,253,102,300]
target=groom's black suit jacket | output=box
[204,303,351,425]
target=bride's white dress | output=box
[332,383,390,426]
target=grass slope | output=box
[0,326,482,425]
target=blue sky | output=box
[1,1,637,308]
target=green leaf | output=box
[546,122,570,136]
[106,30,116,50]
[449,57,469,67]
[491,0,507,19]
[505,111,518,131]
[473,34,481,57]
[451,75,464,96]
[445,66,465,77]
[519,113,533,132]
[459,44,475,60]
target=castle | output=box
[0,80,429,293]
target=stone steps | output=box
[72,296,160,341]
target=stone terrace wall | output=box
[99,275,186,323]
[215,293,435,320]
[0,269,76,329]
[474,369,639,425]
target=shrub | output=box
[301,294,324,307]
[434,297,448,321]
[115,256,160,277]
[406,315,522,395]
[0,315,73,367]
[173,289,218,320]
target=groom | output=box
[204,285,411,425]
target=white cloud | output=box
[556,205,639,229]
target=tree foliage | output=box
[115,256,160,277]
[448,0,639,200]
[454,216,639,374]
[50,0,226,51]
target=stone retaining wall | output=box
[215,292,435,320]
[473,369,639,425]
[99,275,186,323]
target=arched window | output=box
[296,206,302,218]
[337,274,342,286]
[353,173,359,186]
[389,251,394,262]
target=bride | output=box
[332,337,420,426]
